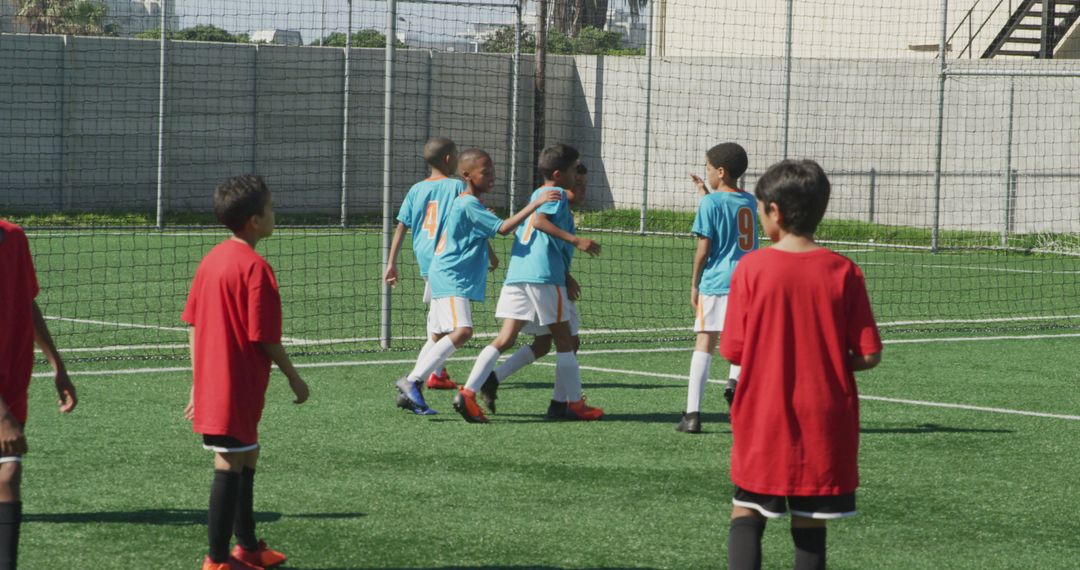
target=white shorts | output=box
[694,294,728,333]
[522,299,580,336]
[428,296,473,334]
[496,283,571,328]
[422,278,432,303]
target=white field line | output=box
[61,343,188,353]
[861,261,1080,275]
[39,345,1080,421]
[877,314,1080,327]
[885,333,1080,344]
[45,316,189,333]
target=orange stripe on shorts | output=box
[450,297,458,329]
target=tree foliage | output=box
[136,25,250,43]
[18,0,117,36]
[481,25,642,56]
[312,30,407,48]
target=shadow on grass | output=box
[291,567,662,570]
[861,423,1014,434]
[512,381,677,391]
[25,509,364,525]
[491,411,730,426]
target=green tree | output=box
[481,25,640,56]
[136,24,249,43]
[312,29,407,48]
[18,0,117,36]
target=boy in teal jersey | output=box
[394,149,558,415]
[453,144,602,424]
[385,137,465,392]
[479,162,589,418]
[677,142,759,434]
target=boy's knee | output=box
[214,452,246,473]
[451,327,473,345]
[531,336,552,357]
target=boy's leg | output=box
[549,322,602,420]
[398,299,472,414]
[208,451,245,563]
[679,332,718,433]
[232,449,259,552]
[0,459,22,570]
[790,517,827,570]
[494,334,549,385]
[728,507,766,570]
[457,319,525,421]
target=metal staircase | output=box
[983,0,1080,57]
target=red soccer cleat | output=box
[565,397,604,421]
[452,388,490,423]
[202,556,259,570]
[231,540,287,569]
[426,370,457,390]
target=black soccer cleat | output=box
[480,371,499,414]
[675,411,701,434]
[723,379,738,407]
[546,399,568,419]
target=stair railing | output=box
[947,0,1012,58]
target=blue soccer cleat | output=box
[395,377,437,415]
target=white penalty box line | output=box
[35,335,1080,422]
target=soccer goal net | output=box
[1,0,1078,362]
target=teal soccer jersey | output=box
[504,187,572,287]
[428,194,503,302]
[395,177,465,277]
[692,191,759,296]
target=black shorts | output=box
[202,435,259,453]
[733,486,857,520]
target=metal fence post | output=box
[782,0,793,159]
[252,43,259,174]
[931,0,949,253]
[1002,79,1015,246]
[639,0,656,234]
[868,167,876,223]
[155,0,167,229]
[380,0,398,349]
[509,2,521,215]
[340,0,353,229]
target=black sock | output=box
[791,526,827,570]
[728,516,765,570]
[234,467,258,552]
[0,502,21,570]
[208,470,240,563]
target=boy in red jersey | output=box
[182,175,310,570]
[720,160,882,570]
[0,219,77,569]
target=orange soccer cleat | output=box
[565,397,604,421]
[452,388,490,423]
[231,540,287,569]
[426,369,457,390]
[201,556,259,570]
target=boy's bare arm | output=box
[31,302,76,413]
[531,213,601,256]
[850,352,881,371]
[488,241,499,272]
[690,237,710,309]
[384,222,408,286]
[497,191,560,235]
[260,343,310,404]
[689,173,709,196]
[184,326,196,420]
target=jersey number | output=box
[737,207,755,251]
[422,201,439,240]
[520,213,537,244]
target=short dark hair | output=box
[538,143,580,180]
[214,175,270,233]
[576,162,588,175]
[754,159,831,236]
[706,142,748,180]
[423,137,457,169]
[458,148,491,173]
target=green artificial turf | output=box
[17,336,1080,569]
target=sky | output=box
[173,0,646,46]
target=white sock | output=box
[463,346,502,392]
[494,346,537,384]
[687,351,712,413]
[416,338,437,367]
[407,337,456,383]
[729,364,741,381]
[556,352,582,402]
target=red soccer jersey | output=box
[720,247,882,496]
[181,239,282,443]
[0,221,39,425]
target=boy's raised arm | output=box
[497,190,560,235]
[31,302,75,413]
[259,343,310,404]
[384,222,408,286]
[530,213,601,256]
